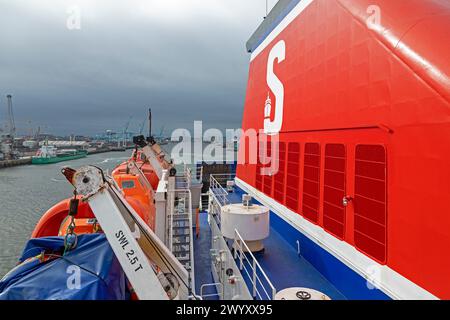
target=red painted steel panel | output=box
[237,0,450,298]
[323,144,346,239]
[274,142,287,204]
[354,145,387,263]
[302,143,321,223]
[286,143,300,211]
[263,140,273,196]
[255,142,263,191]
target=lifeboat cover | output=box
[0,234,127,300]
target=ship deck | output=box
[194,187,348,300]
[193,211,219,300]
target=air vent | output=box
[274,142,287,204]
[255,141,263,191]
[323,144,346,239]
[286,143,300,211]
[354,145,387,264]
[263,140,273,196]
[302,143,321,224]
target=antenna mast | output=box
[148,108,152,138]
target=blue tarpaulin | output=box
[0,234,127,300]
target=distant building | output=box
[38,141,89,149]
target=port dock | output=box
[0,157,32,168]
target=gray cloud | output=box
[0,0,271,136]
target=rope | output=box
[63,190,79,255]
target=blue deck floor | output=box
[193,212,218,299]
[243,225,346,300]
[204,187,348,300]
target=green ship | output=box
[32,145,88,165]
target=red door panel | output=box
[274,142,287,204]
[302,143,321,223]
[354,145,387,264]
[323,144,346,240]
[286,143,300,211]
[263,140,273,196]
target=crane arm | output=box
[133,135,175,180]
[64,166,189,300]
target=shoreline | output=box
[0,148,133,170]
[0,157,32,169]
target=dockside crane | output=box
[1,95,18,160]
[122,116,132,147]
[138,119,146,135]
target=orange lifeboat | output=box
[31,197,94,238]
[31,156,157,239]
[112,150,160,190]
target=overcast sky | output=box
[0,0,274,136]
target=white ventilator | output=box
[221,202,270,253]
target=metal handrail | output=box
[168,188,195,295]
[184,164,192,189]
[208,211,253,300]
[200,282,224,300]
[196,166,204,183]
[210,173,236,184]
[210,174,231,206]
[234,229,276,300]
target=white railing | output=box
[234,229,277,300]
[167,187,195,295]
[184,164,192,189]
[206,172,275,301]
[166,179,175,248]
[210,174,233,206]
[196,166,203,183]
[174,164,191,189]
[210,173,236,186]
[200,282,224,300]
[208,212,253,300]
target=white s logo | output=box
[264,40,286,135]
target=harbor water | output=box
[0,151,130,277]
[0,143,236,277]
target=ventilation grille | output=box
[286,143,300,211]
[274,142,287,203]
[263,140,273,196]
[323,144,346,239]
[255,141,263,191]
[354,145,387,264]
[302,143,321,224]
